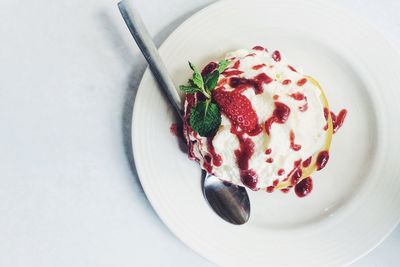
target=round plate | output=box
[132,0,400,266]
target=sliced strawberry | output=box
[213,90,258,133]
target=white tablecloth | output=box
[0,0,398,266]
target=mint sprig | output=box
[189,101,221,137]
[204,70,219,92]
[189,62,205,91]
[179,60,230,137]
[217,59,229,73]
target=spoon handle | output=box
[118,0,183,117]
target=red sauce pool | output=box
[302,156,312,168]
[295,177,313,197]
[266,186,274,193]
[265,102,291,135]
[316,150,329,170]
[240,169,258,190]
[272,50,281,62]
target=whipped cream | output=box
[183,47,330,191]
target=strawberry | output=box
[212,89,258,133]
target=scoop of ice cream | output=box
[183,46,334,192]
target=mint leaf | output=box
[179,85,200,94]
[189,62,204,90]
[217,59,230,73]
[189,101,221,137]
[204,70,220,92]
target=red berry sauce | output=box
[222,70,243,77]
[288,65,297,72]
[229,73,272,95]
[266,186,274,193]
[323,107,329,120]
[265,101,291,135]
[207,137,222,167]
[278,169,285,176]
[273,102,291,123]
[234,134,254,170]
[323,108,347,133]
[299,101,308,112]
[246,53,257,57]
[290,168,303,185]
[302,156,312,168]
[240,169,258,190]
[297,78,307,86]
[203,155,213,173]
[323,107,329,130]
[201,62,217,77]
[289,130,302,151]
[231,126,258,190]
[289,92,305,101]
[331,109,347,133]
[316,150,329,171]
[282,79,291,85]
[294,159,302,167]
[272,50,281,62]
[232,60,241,69]
[295,177,313,197]
[252,45,265,51]
[252,64,266,70]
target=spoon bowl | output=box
[203,172,250,225]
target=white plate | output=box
[132,0,400,266]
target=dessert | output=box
[179,46,347,197]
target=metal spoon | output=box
[118,0,250,224]
[202,172,250,224]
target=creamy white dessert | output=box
[182,46,345,195]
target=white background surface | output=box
[0,0,398,266]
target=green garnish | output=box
[189,100,221,137]
[179,60,230,137]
